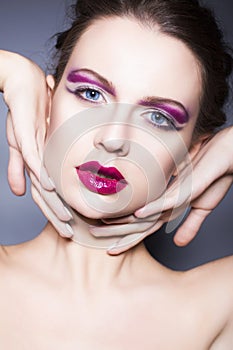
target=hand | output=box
[89,127,233,255]
[89,205,186,255]
[1,50,74,238]
[136,127,233,246]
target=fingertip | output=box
[40,167,55,191]
[65,223,74,237]
[22,150,54,191]
[107,247,124,255]
[134,208,147,218]
[107,242,121,255]
[173,236,189,247]
[135,203,162,218]
[8,147,26,195]
[8,170,26,196]
[10,183,26,196]
[173,227,194,247]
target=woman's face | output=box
[45,16,202,219]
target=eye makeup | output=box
[67,69,116,97]
[138,99,189,127]
[66,69,190,128]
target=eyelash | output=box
[142,109,178,131]
[68,85,180,131]
[70,85,107,104]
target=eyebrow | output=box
[138,98,190,124]
[67,68,190,124]
[67,69,116,96]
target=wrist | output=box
[0,50,22,91]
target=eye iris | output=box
[151,112,165,124]
[85,89,100,101]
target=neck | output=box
[68,206,125,251]
[43,213,154,293]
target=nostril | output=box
[117,141,130,156]
[95,137,130,156]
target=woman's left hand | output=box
[89,207,183,255]
[89,126,233,255]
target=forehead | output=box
[64,16,202,115]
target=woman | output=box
[0,1,233,348]
[0,2,232,254]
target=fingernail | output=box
[40,166,55,190]
[64,207,73,220]
[135,209,145,217]
[65,223,74,236]
[107,242,117,251]
[108,233,144,252]
[89,225,102,232]
[48,177,56,189]
[89,227,100,237]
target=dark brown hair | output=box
[52,0,233,138]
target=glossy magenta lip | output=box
[76,161,128,195]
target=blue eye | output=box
[143,110,175,130]
[142,108,182,131]
[150,111,168,125]
[84,88,101,101]
[70,86,106,104]
[143,110,178,130]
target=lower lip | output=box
[76,169,128,195]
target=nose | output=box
[94,124,130,156]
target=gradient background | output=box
[0,0,232,270]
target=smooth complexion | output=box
[47,17,201,213]
[44,17,201,249]
[2,17,233,350]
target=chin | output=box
[68,197,142,221]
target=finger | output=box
[31,185,74,238]
[136,139,232,219]
[135,186,190,218]
[107,220,164,255]
[135,169,193,218]
[21,140,54,191]
[89,221,158,237]
[35,121,47,160]
[8,145,26,196]
[102,213,161,225]
[102,215,137,224]
[173,207,211,246]
[29,171,73,222]
[7,111,52,192]
[6,112,26,195]
[192,174,233,209]
[173,175,233,246]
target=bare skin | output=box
[0,223,232,350]
[1,16,233,350]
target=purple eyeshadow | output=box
[156,104,189,124]
[138,101,189,125]
[67,70,116,96]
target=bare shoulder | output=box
[0,225,52,271]
[184,255,233,343]
[186,254,233,291]
[183,254,233,309]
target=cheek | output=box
[44,104,192,219]
[59,130,177,218]
[47,87,87,138]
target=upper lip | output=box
[76,161,126,181]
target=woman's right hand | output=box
[1,50,74,238]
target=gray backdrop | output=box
[0,0,232,270]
